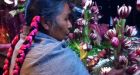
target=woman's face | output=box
[49,3,72,41]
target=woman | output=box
[2,0,89,75]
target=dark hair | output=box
[25,0,69,26]
[3,0,69,75]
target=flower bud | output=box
[76,18,86,26]
[118,4,132,18]
[98,49,106,58]
[128,51,139,63]
[90,33,97,40]
[125,25,137,37]
[90,3,99,14]
[68,33,75,40]
[13,69,19,75]
[111,37,119,48]
[136,47,140,55]
[118,55,128,65]
[104,28,117,40]
[126,64,139,74]
[122,38,132,49]
[3,64,8,70]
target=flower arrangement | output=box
[68,0,140,75]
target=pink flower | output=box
[32,16,40,22]
[128,51,139,63]
[111,37,119,48]
[20,45,26,50]
[118,55,128,65]
[7,50,13,58]
[19,0,25,4]
[136,47,140,55]
[17,57,24,64]
[4,59,9,65]
[126,64,139,74]
[122,38,132,49]
[90,33,97,40]
[117,4,132,18]
[104,28,117,40]
[68,33,75,39]
[3,64,8,70]
[31,22,38,28]
[12,35,19,45]
[125,25,137,37]
[26,36,33,43]
[13,69,19,75]
[76,18,86,26]
[3,69,8,75]
[98,49,107,58]
[90,3,99,14]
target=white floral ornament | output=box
[4,0,19,6]
[9,10,18,17]
[4,0,13,4]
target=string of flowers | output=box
[3,16,40,75]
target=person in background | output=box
[2,0,90,75]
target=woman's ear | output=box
[40,17,49,30]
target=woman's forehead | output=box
[62,3,71,15]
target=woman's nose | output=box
[68,20,72,28]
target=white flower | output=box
[118,4,132,18]
[14,0,18,6]
[101,67,111,75]
[82,43,88,50]
[122,38,132,49]
[81,43,92,51]
[83,0,93,9]
[74,28,82,34]
[125,25,137,37]
[9,10,18,17]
